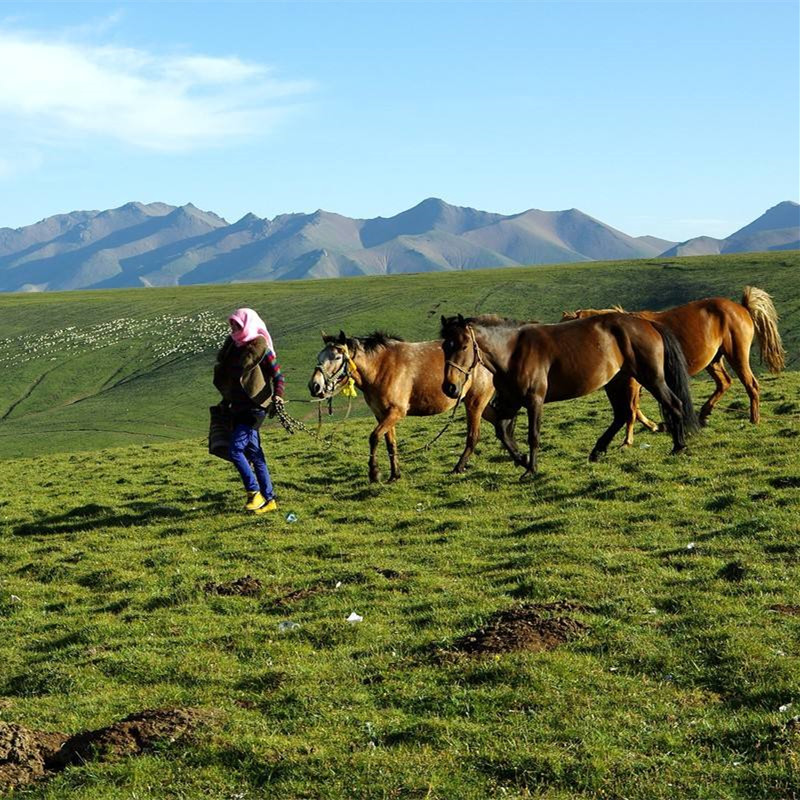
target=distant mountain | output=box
[0,198,795,292]
[660,201,800,257]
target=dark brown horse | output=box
[560,287,785,445]
[441,314,698,478]
[309,331,495,482]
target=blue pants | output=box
[229,423,274,498]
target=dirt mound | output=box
[770,604,800,616]
[0,708,208,793]
[0,722,67,792]
[448,603,587,657]
[203,576,262,596]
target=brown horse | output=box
[560,287,785,445]
[441,314,698,478]
[308,331,495,482]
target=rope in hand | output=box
[273,400,353,452]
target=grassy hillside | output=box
[0,374,799,798]
[0,251,799,798]
[0,251,798,459]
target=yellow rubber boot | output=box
[245,491,266,511]
[254,498,278,514]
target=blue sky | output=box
[0,0,797,241]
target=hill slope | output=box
[0,250,797,459]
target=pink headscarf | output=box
[228,307,274,353]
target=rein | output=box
[445,325,483,384]
[408,327,483,454]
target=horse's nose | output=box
[308,378,323,398]
[443,381,458,399]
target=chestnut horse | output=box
[308,331,495,482]
[441,314,698,478]
[560,287,785,445]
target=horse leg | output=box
[727,342,760,424]
[454,391,491,473]
[492,398,527,467]
[590,376,634,460]
[634,385,662,435]
[699,357,732,425]
[640,377,688,454]
[369,408,403,483]
[622,381,642,447]
[385,425,401,482]
[519,392,545,480]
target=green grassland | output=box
[0,251,798,458]
[1,252,799,798]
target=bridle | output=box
[445,325,483,389]
[313,343,360,398]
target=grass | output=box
[0,251,799,798]
[0,250,797,458]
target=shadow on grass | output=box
[13,497,220,536]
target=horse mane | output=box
[356,330,404,352]
[440,314,536,337]
[561,305,626,321]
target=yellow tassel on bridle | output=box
[342,376,358,398]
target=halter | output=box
[314,343,360,398]
[445,325,483,387]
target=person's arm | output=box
[261,348,285,399]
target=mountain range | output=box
[0,199,796,292]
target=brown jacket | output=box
[213,335,273,409]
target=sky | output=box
[0,0,797,242]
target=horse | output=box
[440,313,699,479]
[308,330,495,482]
[560,286,785,445]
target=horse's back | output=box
[650,298,753,371]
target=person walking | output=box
[213,307,285,514]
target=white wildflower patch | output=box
[0,311,228,368]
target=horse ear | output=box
[457,313,465,324]
[440,315,448,328]
[337,330,347,344]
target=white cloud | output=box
[0,29,313,152]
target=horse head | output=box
[308,330,358,399]
[440,314,478,400]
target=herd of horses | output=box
[307,286,785,483]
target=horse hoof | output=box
[519,470,536,482]
[369,473,381,484]
[671,445,688,456]
[699,416,710,428]
[388,474,401,483]
[588,450,603,462]
[656,423,668,433]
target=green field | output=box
[1,252,799,798]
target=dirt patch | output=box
[0,708,209,793]
[373,567,406,580]
[0,722,67,792]
[203,575,262,597]
[271,583,328,607]
[447,603,587,657]
[769,604,800,616]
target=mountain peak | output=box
[728,200,800,240]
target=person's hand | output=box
[269,396,284,418]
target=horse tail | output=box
[741,286,786,373]
[653,322,700,437]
